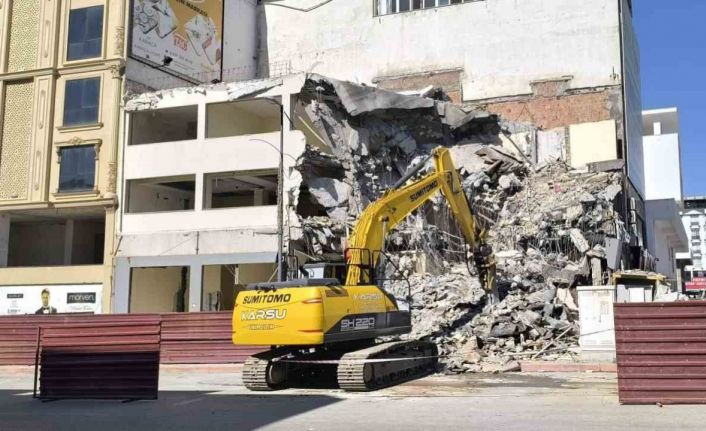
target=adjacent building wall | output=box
[258,0,622,100]
[0,0,127,313]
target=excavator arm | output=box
[345,147,497,297]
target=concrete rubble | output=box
[287,76,627,373]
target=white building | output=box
[113,75,307,313]
[682,197,706,269]
[642,108,683,201]
[641,108,687,283]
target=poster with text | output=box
[0,284,103,315]
[131,0,223,78]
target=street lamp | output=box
[263,98,285,282]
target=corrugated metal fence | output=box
[615,302,706,405]
[37,317,161,400]
[0,312,262,366]
[161,312,262,363]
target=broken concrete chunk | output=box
[602,183,622,202]
[498,173,522,192]
[489,322,518,338]
[516,310,542,327]
[569,228,590,253]
[556,288,578,311]
[307,178,351,208]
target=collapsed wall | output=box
[288,75,626,372]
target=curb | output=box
[520,361,617,373]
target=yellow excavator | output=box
[232,146,497,391]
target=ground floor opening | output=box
[119,258,276,313]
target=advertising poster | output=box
[131,0,223,78]
[686,277,706,292]
[0,284,102,315]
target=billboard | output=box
[686,277,706,292]
[0,284,102,315]
[131,0,223,79]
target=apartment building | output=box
[113,75,306,313]
[0,0,126,315]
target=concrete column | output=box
[254,189,265,206]
[189,264,203,312]
[194,172,204,211]
[0,214,9,267]
[102,207,117,313]
[591,258,603,286]
[197,103,207,141]
[113,258,131,313]
[63,220,74,265]
[203,174,213,209]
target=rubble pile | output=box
[289,76,627,373]
[387,163,623,372]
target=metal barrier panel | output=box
[1,312,263,366]
[38,317,161,400]
[160,312,264,363]
[615,302,706,405]
[0,314,159,365]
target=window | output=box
[59,146,96,192]
[377,0,473,15]
[204,171,278,209]
[67,6,104,61]
[206,98,281,138]
[130,106,198,145]
[127,176,196,213]
[64,78,100,126]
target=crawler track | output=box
[243,341,438,392]
[337,341,438,392]
[242,350,288,391]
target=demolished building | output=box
[287,75,634,372]
[119,73,646,371]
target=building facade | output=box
[0,0,127,315]
[113,75,307,313]
[642,108,683,202]
[641,108,687,284]
[256,0,648,265]
[681,198,706,292]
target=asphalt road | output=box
[1,366,705,431]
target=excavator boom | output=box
[346,147,496,295]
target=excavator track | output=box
[337,340,438,392]
[242,350,289,391]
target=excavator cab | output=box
[300,261,348,284]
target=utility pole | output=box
[277,102,285,282]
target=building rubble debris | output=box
[287,75,627,373]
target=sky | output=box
[633,1,706,197]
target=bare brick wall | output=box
[478,87,623,131]
[375,72,622,131]
[374,69,463,104]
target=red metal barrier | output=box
[0,314,159,365]
[37,317,161,400]
[615,301,706,405]
[0,312,263,366]
[160,312,264,363]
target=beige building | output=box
[0,0,127,314]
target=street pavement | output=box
[1,365,705,431]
